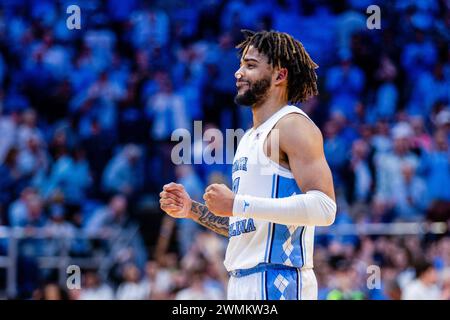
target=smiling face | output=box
[234,46,274,107]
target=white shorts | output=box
[227,264,318,300]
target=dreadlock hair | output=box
[236,29,319,104]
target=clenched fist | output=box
[159,183,192,218]
[203,183,235,217]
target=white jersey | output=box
[224,105,315,272]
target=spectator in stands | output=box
[85,195,129,236]
[371,55,398,121]
[144,259,175,300]
[0,107,19,163]
[102,144,143,197]
[175,268,224,300]
[410,116,433,152]
[401,29,438,82]
[17,133,49,182]
[8,187,38,227]
[419,127,450,222]
[206,33,240,129]
[0,147,25,216]
[325,50,365,121]
[375,122,419,206]
[45,146,92,207]
[32,283,69,300]
[17,109,44,150]
[407,63,450,117]
[323,118,348,187]
[393,162,427,221]
[402,260,442,300]
[85,194,147,271]
[129,4,170,51]
[145,75,189,141]
[371,119,392,155]
[78,270,114,300]
[434,108,450,137]
[44,203,78,256]
[81,118,114,195]
[326,259,365,300]
[343,139,373,204]
[116,263,150,300]
[20,194,46,229]
[419,128,450,204]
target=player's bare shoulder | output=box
[275,112,324,158]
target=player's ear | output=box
[274,68,288,84]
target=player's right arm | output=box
[159,183,229,237]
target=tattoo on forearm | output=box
[190,201,229,237]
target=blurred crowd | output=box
[0,0,449,299]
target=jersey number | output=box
[232,177,240,194]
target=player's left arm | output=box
[278,113,335,202]
[204,114,337,227]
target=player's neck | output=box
[251,95,288,129]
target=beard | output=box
[234,76,271,106]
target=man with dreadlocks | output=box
[160,30,336,300]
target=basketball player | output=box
[159,30,336,300]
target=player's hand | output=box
[203,183,235,217]
[160,183,192,218]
